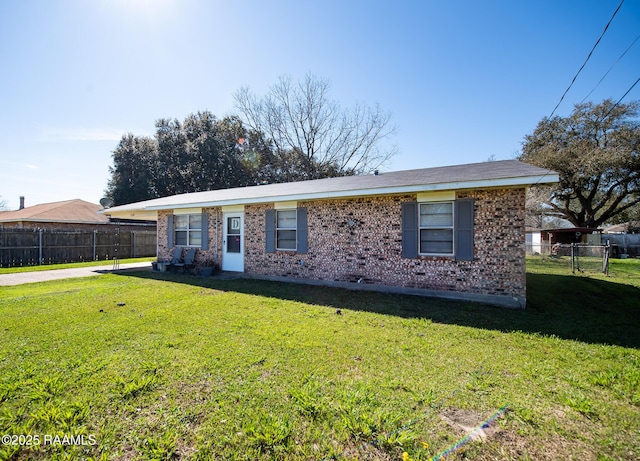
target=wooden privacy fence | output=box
[0,229,157,267]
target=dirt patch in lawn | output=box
[439,407,503,441]
[437,407,596,460]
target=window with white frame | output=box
[419,202,454,255]
[276,209,297,250]
[174,214,202,247]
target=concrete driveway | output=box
[0,262,152,286]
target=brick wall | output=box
[159,188,527,301]
[157,211,171,261]
[157,208,222,269]
[244,188,527,300]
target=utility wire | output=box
[581,33,640,103]
[532,73,640,189]
[602,74,640,119]
[550,0,625,117]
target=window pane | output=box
[227,235,241,253]
[420,229,453,254]
[277,210,297,229]
[175,231,188,246]
[189,214,202,229]
[420,203,453,227]
[277,229,297,250]
[174,215,188,229]
[188,231,202,246]
[227,217,241,235]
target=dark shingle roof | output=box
[104,160,558,217]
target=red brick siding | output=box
[159,188,527,299]
[244,188,526,299]
[157,208,223,269]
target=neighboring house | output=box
[0,198,157,266]
[525,228,542,255]
[103,160,558,308]
[528,227,603,257]
[540,228,602,246]
[603,222,640,257]
[603,222,640,234]
[0,198,154,231]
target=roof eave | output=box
[101,209,159,221]
[131,173,559,212]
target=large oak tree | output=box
[520,100,640,228]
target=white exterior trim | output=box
[144,175,554,211]
[221,205,245,213]
[101,160,560,221]
[102,210,158,221]
[172,207,202,215]
[417,191,456,202]
[274,201,298,210]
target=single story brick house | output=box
[104,160,558,308]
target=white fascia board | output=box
[102,210,158,221]
[172,207,203,215]
[143,174,559,211]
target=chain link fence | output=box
[526,243,612,274]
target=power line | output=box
[602,74,640,119]
[581,33,640,103]
[550,0,625,117]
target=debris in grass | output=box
[432,405,509,460]
[439,407,504,441]
[117,302,126,306]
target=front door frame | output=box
[222,212,244,272]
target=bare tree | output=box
[234,73,398,179]
[0,195,8,211]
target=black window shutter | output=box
[265,209,275,253]
[201,212,209,250]
[401,202,418,258]
[297,207,308,254]
[455,199,474,261]
[167,215,174,248]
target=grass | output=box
[0,258,155,274]
[0,259,638,460]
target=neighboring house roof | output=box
[104,160,559,219]
[603,222,640,234]
[0,199,110,225]
[603,223,628,233]
[541,227,602,234]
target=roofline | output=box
[141,173,558,211]
[0,218,111,225]
[101,210,158,221]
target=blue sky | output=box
[1,0,639,210]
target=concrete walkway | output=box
[0,262,152,286]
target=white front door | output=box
[222,212,244,272]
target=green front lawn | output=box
[0,259,638,460]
